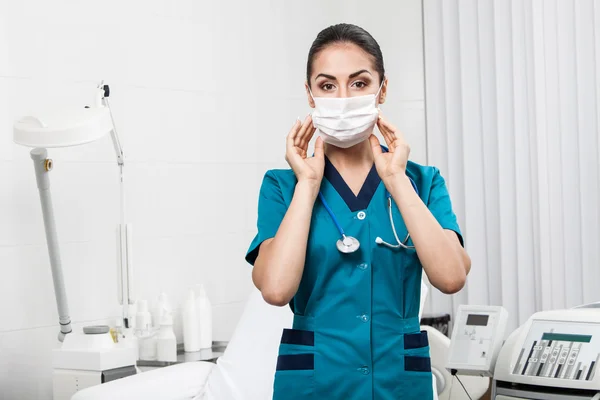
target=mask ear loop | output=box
[376,78,385,96]
[375,78,385,110]
[307,85,317,128]
[307,84,316,101]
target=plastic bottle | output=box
[119,327,139,360]
[134,300,156,360]
[152,292,172,329]
[182,289,201,352]
[196,285,213,349]
[156,313,177,362]
[110,317,123,343]
[135,299,152,332]
[115,317,124,341]
[138,331,157,360]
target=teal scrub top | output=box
[246,156,463,400]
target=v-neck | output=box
[323,156,381,212]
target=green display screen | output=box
[541,333,592,343]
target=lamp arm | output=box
[111,129,124,167]
[97,83,124,167]
[98,82,135,327]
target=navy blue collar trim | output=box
[324,156,381,212]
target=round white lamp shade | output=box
[13,106,113,148]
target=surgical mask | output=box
[310,81,383,148]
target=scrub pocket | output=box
[272,328,315,399]
[395,331,434,400]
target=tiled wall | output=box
[0,0,426,398]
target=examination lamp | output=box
[13,82,134,341]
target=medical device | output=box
[492,305,600,400]
[13,81,134,338]
[319,177,419,254]
[53,325,137,400]
[13,82,137,397]
[447,305,509,377]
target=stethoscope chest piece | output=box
[336,235,360,253]
[319,175,419,254]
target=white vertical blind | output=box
[423,0,600,334]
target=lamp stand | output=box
[31,148,72,342]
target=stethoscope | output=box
[319,178,419,254]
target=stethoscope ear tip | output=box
[375,237,383,244]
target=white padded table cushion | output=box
[71,362,214,400]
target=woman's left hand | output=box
[369,112,411,186]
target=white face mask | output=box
[310,81,383,148]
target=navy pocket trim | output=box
[405,356,432,372]
[404,331,429,350]
[276,353,314,371]
[281,328,314,346]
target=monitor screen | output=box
[466,314,489,326]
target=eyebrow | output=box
[314,69,373,81]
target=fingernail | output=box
[297,116,301,122]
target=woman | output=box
[245,23,471,400]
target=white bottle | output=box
[196,285,213,349]
[156,313,177,362]
[138,332,157,360]
[135,299,152,332]
[118,327,139,360]
[182,289,201,352]
[115,317,123,342]
[153,292,172,329]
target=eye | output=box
[352,81,367,89]
[321,83,336,91]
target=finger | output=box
[304,126,317,153]
[369,134,382,157]
[377,115,404,152]
[294,114,312,147]
[369,135,386,171]
[313,136,325,159]
[377,119,395,151]
[377,113,393,137]
[378,113,394,135]
[300,123,316,152]
[379,114,406,142]
[287,118,302,148]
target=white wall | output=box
[0,0,425,398]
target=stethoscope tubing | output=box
[319,177,419,253]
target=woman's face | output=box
[306,42,387,107]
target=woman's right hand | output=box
[285,115,325,189]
